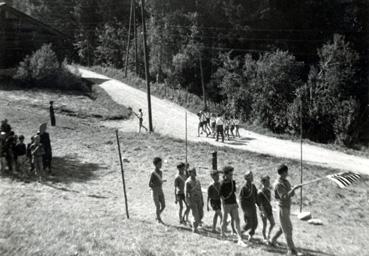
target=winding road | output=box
[78,67,369,176]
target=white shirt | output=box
[216,117,223,126]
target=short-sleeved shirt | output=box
[257,188,272,215]
[14,143,26,156]
[185,177,203,201]
[216,117,223,126]
[149,170,163,191]
[239,183,257,209]
[219,180,237,205]
[174,174,186,195]
[274,177,293,208]
[208,182,221,200]
[233,119,240,125]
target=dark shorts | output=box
[260,208,273,219]
[210,199,221,211]
[176,193,185,201]
[230,125,235,131]
[206,118,210,124]
[211,122,216,129]
[139,118,143,125]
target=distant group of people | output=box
[0,119,53,180]
[197,109,241,142]
[149,158,302,256]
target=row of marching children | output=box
[197,110,241,143]
[149,157,302,256]
[0,119,52,180]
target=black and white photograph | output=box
[0,1,368,255]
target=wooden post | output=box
[140,0,154,132]
[199,53,207,110]
[115,130,130,219]
[124,0,134,77]
[185,111,188,167]
[133,0,138,75]
[212,151,217,170]
[300,94,303,213]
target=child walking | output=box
[174,162,190,224]
[14,135,27,174]
[149,157,166,224]
[207,170,222,233]
[239,171,258,241]
[185,168,204,233]
[257,175,275,242]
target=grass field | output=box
[0,88,368,256]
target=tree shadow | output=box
[1,155,105,185]
[47,156,105,184]
[222,136,256,146]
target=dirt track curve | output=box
[78,68,369,176]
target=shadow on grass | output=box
[164,223,334,256]
[47,156,104,184]
[1,155,105,185]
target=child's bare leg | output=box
[184,202,190,222]
[231,215,236,234]
[268,216,275,239]
[179,200,184,223]
[262,216,267,240]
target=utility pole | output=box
[124,0,134,77]
[300,93,303,212]
[140,0,153,132]
[199,52,207,110]
[133,0,138,74]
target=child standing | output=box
[135,109,148,133]
[215,113,224,142]
[149,157,166,224]
[220,166,246,246]
[174,162,190,224]
[234,116,241,138]
[257,175,275,242]
[207,170,222,233]
[185,168,204,233]
[239,171,258,241]
[14,135,27,174]
[31,135,45,179]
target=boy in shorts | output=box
[240,171,258,241]
[149,157,166,224]
[207,170,222,232]
[175,162,190,224]
[220,166,246,246]
[257,175,275,242]
[185,168,204,233]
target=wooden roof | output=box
[0,2,70,39]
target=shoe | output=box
[267,239,277,247]
[237,240,247,247]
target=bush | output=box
[251,50,302,132]
[14,44,89,92]
[287,35,363,145]
[14,44,59,82]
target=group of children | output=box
[0,119,53,180]
[149,158,302,256]
[197,110,241,142]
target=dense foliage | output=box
[14,44,88,92]
[5,0,369,145]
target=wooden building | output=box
[0,2,71,69]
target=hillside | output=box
[0,88,368,256]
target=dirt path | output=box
[78,68,369,176]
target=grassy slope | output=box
[0,89,368,256]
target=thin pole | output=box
[185,111,188,167]
[199,53,207,109]
[141,0,153,132]
[124,0,134,77]
[300,94,303,212]
[115,130,130,219]
[133,0,138,74]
